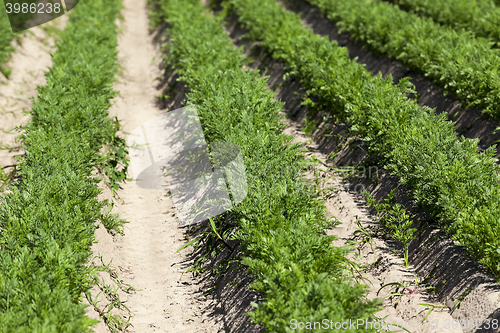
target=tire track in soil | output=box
[87,0,223,332]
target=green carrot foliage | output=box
[150,0,382,330]
[226,0,500,278]
[304,0,500,119]
[0,0,125,330]
[386,0,500,46]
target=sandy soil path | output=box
[87,0,223,331]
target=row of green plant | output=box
[298,0,500,120]
[384,0,500,45]
[149,0,382,330]
[224,0,500,278]
[0,0,128,330]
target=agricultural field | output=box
[0,0,499,332]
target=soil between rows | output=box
[84,0,226,331]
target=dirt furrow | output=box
[280,113,462,333]
[87,0,223,331]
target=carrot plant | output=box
[303,0,500,120]
[386,0,500,46]
[364,190,417,268]
[225,0,500,279]
[96,117,130,196]
[85,255,135,333]
[0,165,15,192]
[150,0,382,330]
[0,0,125,330]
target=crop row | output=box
[299,0,500,120]
[385,0,500,45]
[225,0,500,277]
[0,0,125,331]
[149,0,381,330]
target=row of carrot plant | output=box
[0,0,127,330]
[149,0,382,330]
[224,0,500,279]
[385,0,500,45]
[298,0,500,120]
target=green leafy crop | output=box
[226,0,500,278]
[305,0,500,120]
[0,0,124,330]
[386,0,500,46]
[150,0,382,330]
